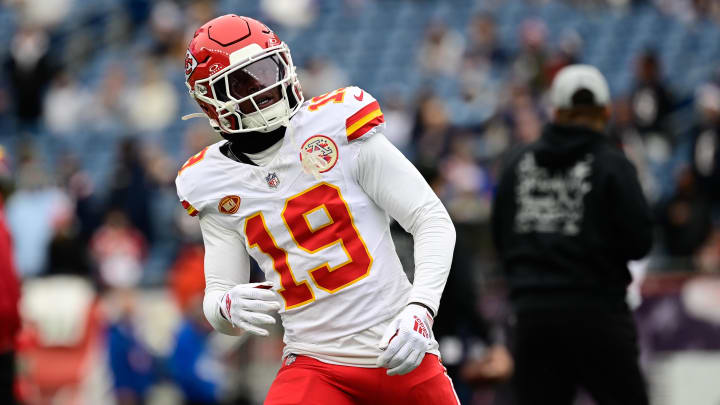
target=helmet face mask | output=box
[184,16,304,134]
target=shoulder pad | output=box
[177,146,210,177]
[175,146,211,217]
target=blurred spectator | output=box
[630,50,674,137]
[440,136,492,224]
[297,56,349,98]
[381,93,413,153]
[695,0,720,24]
[56,152,99,241]
[126,58,179,133]
[459,15,504,125]
[88,64,131,133]
[6,145,72,277]
[426,225,512,404]
[495,83,544,145]
[138,144,182,285]
[149,1,186,59]
[5,26,56,129]
[511,19,549,95]
[106,290,157,405]
[411,94,453,170]
[43,71,91,137]
[108,138,154,242]
[17,275,103,403]
[478,115,512,161]
[260,0,316,29]
[655,167,712,269]
[695,229,720,272]
[185,0,217,38]
[464,13,508,67]
[183,122,221,158]
[439,241,512,402]
[46,203,90,277]
[168,246,233,405]
[492,65,653,405]
[10,0,73,29]
[457,63,500,126]
[543,29,582,83]
[653,0,700,24]
[513,105,543,145]
[689,83,720,205]
[90,210,146,288]
[124,0,152,29]
[609,98,658,200]
[418,21,465,77]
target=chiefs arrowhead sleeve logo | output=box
[346,101,384,142]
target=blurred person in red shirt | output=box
[0,146,21,404]
[90,209,146,288]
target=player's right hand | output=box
[218,282,280,336]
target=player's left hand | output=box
[376,304,434,376]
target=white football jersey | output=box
[176,87,422,363]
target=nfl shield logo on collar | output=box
[265,172,280,189]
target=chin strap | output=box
[181,113,206,121]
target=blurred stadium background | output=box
[1,0,720,404]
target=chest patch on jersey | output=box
[300,135,339,173]
[218,195,241,215]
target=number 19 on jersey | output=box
[244,183,373,309]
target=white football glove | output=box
[376,304,434,376]
[218,282,280,337]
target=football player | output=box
[177,15,459,405]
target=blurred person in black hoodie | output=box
[492,65,652,405]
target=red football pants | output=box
[263,353,460,405]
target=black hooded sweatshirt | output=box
[491,124,653,312]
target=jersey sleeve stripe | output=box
[346,101,380,129]
[181,200,199,217]
[347,115,385,141]
[346,101,384,141]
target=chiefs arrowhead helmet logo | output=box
[185,49,198,79]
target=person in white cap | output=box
[491,64,652,405]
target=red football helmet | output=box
[183,15,303,134]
